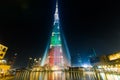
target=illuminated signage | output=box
[108,52,120,61]
[0,44,8,59]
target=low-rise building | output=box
[89,51,120,73]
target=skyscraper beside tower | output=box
[41,0,71,70]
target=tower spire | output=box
[54,0,59,24]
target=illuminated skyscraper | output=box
[41,1,71,70]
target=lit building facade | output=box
[108,52,120,61]
[0,44,10,75]
[0,44,8,59]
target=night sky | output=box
[0,0,120,67]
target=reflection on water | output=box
[14,71,120,80]
[15,71,83,80]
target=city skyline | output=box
[0,0,120,67]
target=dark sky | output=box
[0,0,120,67]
